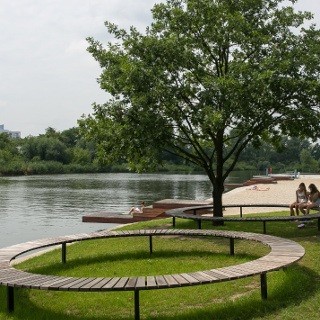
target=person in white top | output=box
[289,183,308,216]
[128,201,145,215]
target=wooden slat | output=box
[125,277,138,290]
[69,278,98,291]
[171,274,190,285]
[163,274,179,287]
[204,270,230,280]
[90,278,113,291]
[135,276,146,289]
[190,271,215,283]
[113,277,129,290]
[146,276,157,289]
[179,273,199,285]
[59,278,89,291]
[101,277,120,290]
[155,275,167,288]
[78,277,104,291]
[48,277,80,290]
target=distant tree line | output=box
[0,127,320,176]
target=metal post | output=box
[62,243,66,264]
[134,290,140,320]
[318,218,320,231]
[260,273,268,299]
[263,222,267,234]
[149,235,153,255]
[7,286,14,312]
[172,217,176,228]
[240,206,243,218]
[198,219,202,229]
[230,238,235,256]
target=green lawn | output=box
[1,211,319,319]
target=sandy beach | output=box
[222,175,320,216]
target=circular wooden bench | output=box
[0,229,305,319]
[166,204,320,233]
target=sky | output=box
[0,0,319,138]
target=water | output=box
[0,172,252,248]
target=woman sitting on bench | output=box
[299,184,320,215]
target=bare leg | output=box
[306,204,316,215]
[289,203,295,216]
[299,203,307,215]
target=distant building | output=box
[0,124,21,139]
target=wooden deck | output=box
[82,199,212,224]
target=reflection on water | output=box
[0,173,214,247]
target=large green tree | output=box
[80,0,320,217]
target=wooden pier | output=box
[82,199,212,224]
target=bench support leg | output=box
[318,218,320,231]
[263,222,267,234]
[7,286,14,312]
[198,219,202,229]
[62,243,66,264]
[172,217,176,228]
[260,273,268,299]
[230,238,235,256]
[149,235,153,255]
[134,290,140,320]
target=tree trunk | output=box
[212,179,225,225]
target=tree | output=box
[0,133,20,164]
[60,127,80,148]
[300,149,318,172]
[80,0,320,217]
[21,136,70,164]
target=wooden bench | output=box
[166,204,320,234]
[0,229,305,319]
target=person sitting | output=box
[299,184,320,215]
[128,201,145,215]
[289,183,308,216]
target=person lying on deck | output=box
[128,201,145,215]
[246,185,270,191]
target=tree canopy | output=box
[80,0,320,217]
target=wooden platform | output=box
[243,174,294,186]
[82,199,212,224]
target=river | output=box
[0,172,253,248]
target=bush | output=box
[27,161,65,174]
[0,160,26,175]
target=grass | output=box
[1,210,320,319]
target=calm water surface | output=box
[0,172,252,248]
[0,173,216,248]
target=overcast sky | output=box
[0,0,319,137]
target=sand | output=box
[222,175,320,216]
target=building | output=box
[0,124,21,139]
